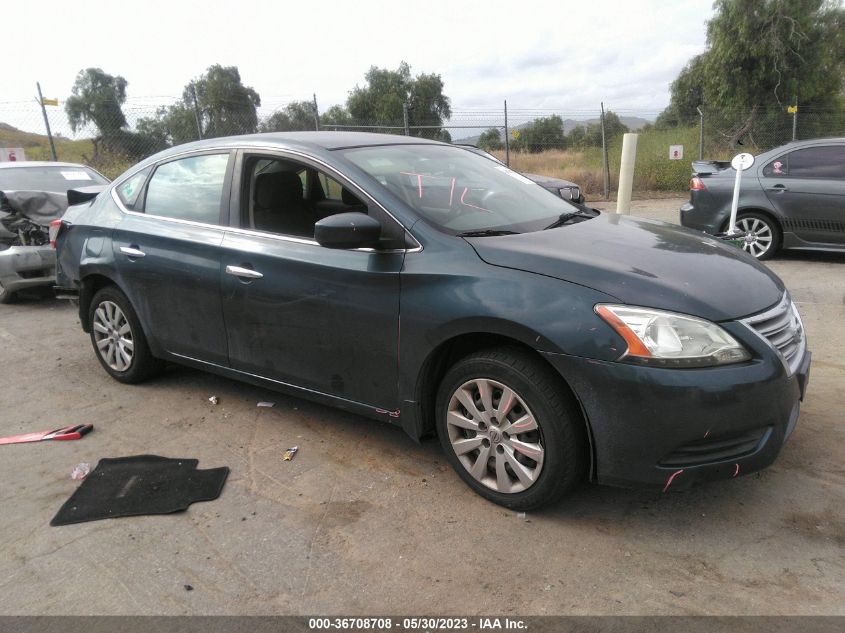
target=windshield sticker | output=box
[60,170,93,181]
[493,164,535,185]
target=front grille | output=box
[660,427,771,467]
[742,293,806,375]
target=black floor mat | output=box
[51,455,230,526]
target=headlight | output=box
[595,304,751,367]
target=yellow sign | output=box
[787,105,798,114]
[41,98,58,106]
[511,129,520,140]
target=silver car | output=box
[0,162,108,303]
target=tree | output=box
[477,128,503,151]
[321,105,353,128]
[346,62,451,138]
[660,0,845,148]
[259,100,317,132]
[65,68,128,135]
[189,65,261,137]
[512,116,566,153]
[566,111,628,149]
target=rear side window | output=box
[116,168,150,210]
[762,156,788,177]
[144,154,229,223]
[787,146,845,179]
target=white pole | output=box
[727,153,755,235]
[616,133,638,214]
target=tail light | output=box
[49,219,64,249]
[690,177,706,191]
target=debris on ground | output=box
[70,463,91,480]
[257,401,275,408]
[208,396,219,405]
[184,584,194,592]
[0,424,94,445]
[516,512,527,521]
[282,446,299,461]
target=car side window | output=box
[786,146,845,179]
[762,155,788,178]
[144,154,229,224]
[242,155,408,248]
[116,168,151,210]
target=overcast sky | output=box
[4,0,714,132]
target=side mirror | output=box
[314,212,382,249]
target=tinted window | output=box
[0,166,108,191]
[144,154,229,223]
[787,146,845,179]
[116,168,150,209]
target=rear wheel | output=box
[89,286,164,383]
[435,347,587,510]
[733,212,781,260]
[0,280,16,304]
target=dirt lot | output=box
[1,198,843,615]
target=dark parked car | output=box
[0,162,109,302]
[457,144,585,203]
[681,138,845,259]
[55,132,810,509]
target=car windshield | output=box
[338,144,577,234]
[0,166,108,192]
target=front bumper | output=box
[542,341,810,491]
[0,244,57,293]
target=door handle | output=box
[226,265,263,280]
[767,184,788,193]
[119,246,146,258]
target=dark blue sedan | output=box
[55,133,810,509]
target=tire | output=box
[0,280,16,304]
[732,212,781,260]
[88,286,164,383]
[435,347,587,510]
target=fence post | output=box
[504,100,510,167]
[313,93,320,131]
[36,82,57,161]
[600,102,609,200]
[792,96,798,141]
[403,103,410,136]
[697,106,704,160]
[190,83,203,140]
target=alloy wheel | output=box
[92,300,135,371]
[736,216,774,258]
[446,378,544,494]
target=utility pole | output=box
[190,83,203,140]
[600,102,609,200]
[504,100,510,167]
[791,96,798,141]
[313,93,320,131]
[36,82,57,161]
[403,103,410,136]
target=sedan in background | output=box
[681,138,845,259]
[0,161,109,302]
[56,132,808,509]
[458,144,585,203]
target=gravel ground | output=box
[0,198,842,615]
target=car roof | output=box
[0,161,97,169]
[171,131,445,153]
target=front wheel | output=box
[435,347,587,510]
[89,286,164,383]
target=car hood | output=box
[523,173,579,189]
[467,214,785,322]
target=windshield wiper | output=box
[456,229,520,237]
[543,210,596,230]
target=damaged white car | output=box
[0,162,108,303]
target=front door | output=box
[220,152,406,409]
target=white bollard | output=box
[616,133,639,214]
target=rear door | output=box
[759,144,845,244]
[113,151,234,365]
[220,150,405,409]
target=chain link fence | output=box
[2,98,844,199]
